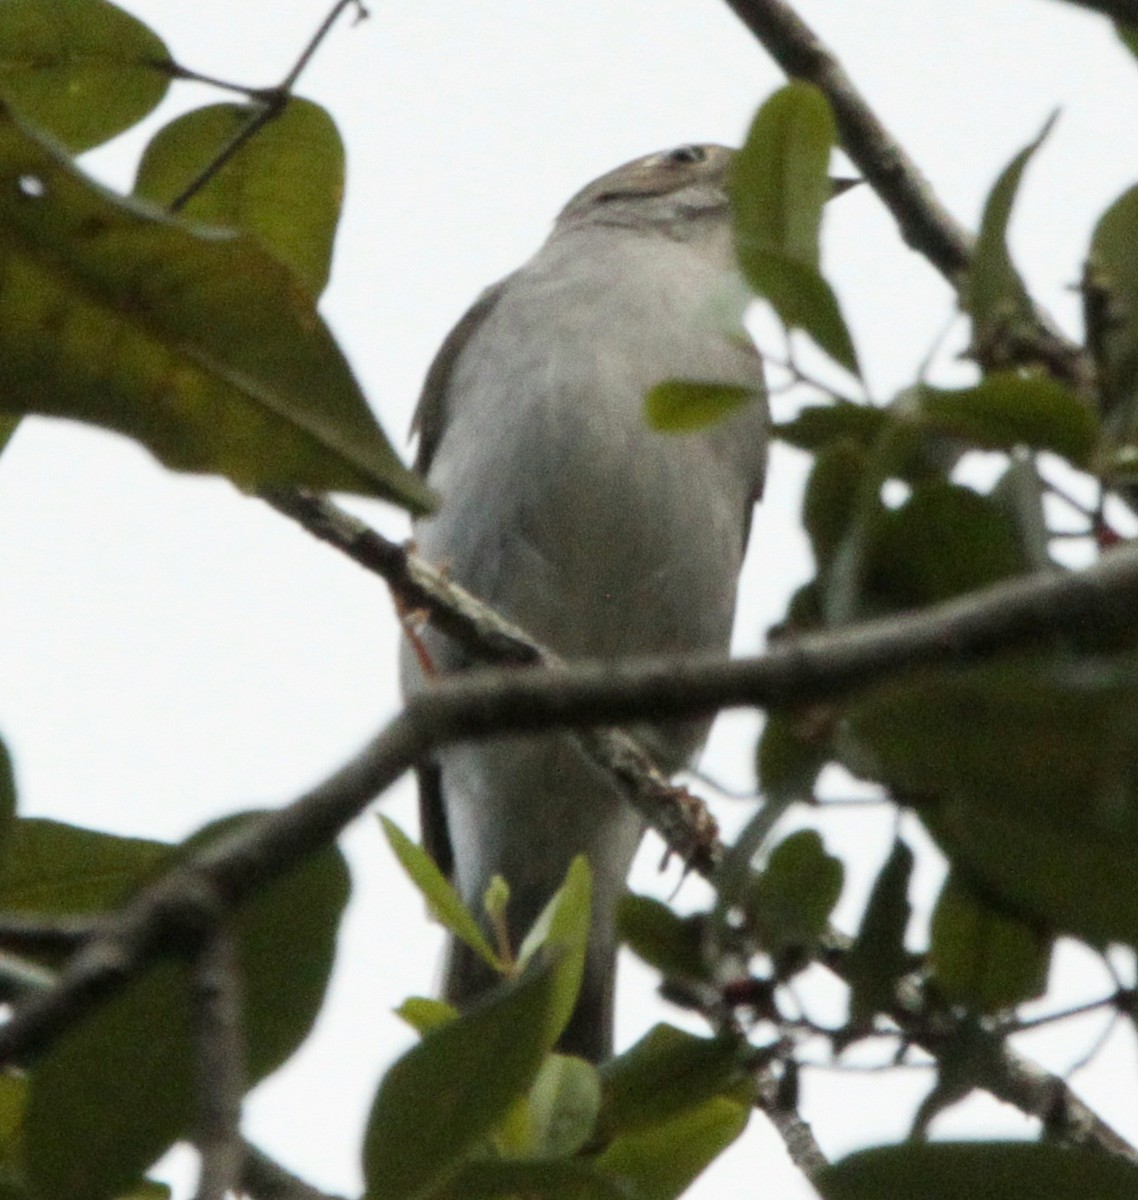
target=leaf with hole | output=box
[0,100,433,509]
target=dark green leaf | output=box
[525,1054,601,1158]
[517,857,591,1049]
[616,894,708,983]
[1118,23,1138,60]
[756,712,828,805]
[1088,184,1138,442]
[598,1025,749,1138]
[844,840,914,1024]
[0,0,170,152]
[135,99,345,297]
[963,115,1055,363]
[802,439,868,569]
[595,1095,748,1200]
[25,813,349,1200]
[0,416,18,459]
[846,657,1138,949]
[775,401,888,453]
[436,1159,632,1200]
[0,100,434,510]
[818,1143,1138,1200]
[930,873,1050,1011]
[0,741,17,870]
[865,480,1029,608]
[744,830,843,956]
[363,961,558,1200]
[381,816,500,971]
[909,373,1097,465]
[644,380,756,433]
[732,85,860,375]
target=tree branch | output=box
[4,542,1138,1070]
[718,0,1093,390]
[191,926,246,1200]
[240,1140,350,1200]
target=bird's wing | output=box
[410,276,514,876]
[411,275,514,475]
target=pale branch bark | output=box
[755,1069,829,1179]
[191,927,246,1200]
[240,1141,350,1200]
[4,543,1138,1071]
[718,0,1094,391]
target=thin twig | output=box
[240,1140,350,1200]
[169,0,367,212]
[191,926,246,1200]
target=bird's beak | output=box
[829,176,861,200]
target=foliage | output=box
[1,2,1138,1199]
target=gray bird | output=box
[401,143,768,1061]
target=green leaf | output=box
[644,380,756,433]
[756,712,827,805]
[845,656,1138,949]
[909,372,1097,465]
[962,114,1056,364]
[363,960,558,1200]
[616,894,708,983]
[802,439,868,570]
[929,873,1050,1011]
[395,996,458,1036]
[744,830,843,957]
[598,1025,749,1138]
[0,416,18,460]
[1088,184,1138,441]
[517,857,592,1049]
[732,84,860,375]
[436,1159,632,1200]
[732,83,833,269]
[844,840,915,1024]
[0,742,17,871]
[595,1095,749,1200]
[865,480,1030,609]
[1118,23,1138,60]
[25,812,349,1200]
[380,816,500,971]
[0,818,166,917]
[737,249,860,375]
[524,1054,601,1158]
[775,401,889,453]
[0,100,434,510]
[0,0,171,152]
[818,1143,1138,1200]
[135,99,345,297]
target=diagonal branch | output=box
[4,541,1138,1073]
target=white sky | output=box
[1,1,1137,1196]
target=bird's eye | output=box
[665,145,707,165]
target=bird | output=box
[400,143,769,1061]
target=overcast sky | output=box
[1,1,1137,1196]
